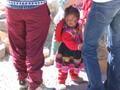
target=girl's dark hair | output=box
[65,6,80,19]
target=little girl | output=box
[55,6,84,90]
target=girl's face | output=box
[65,14,78,28]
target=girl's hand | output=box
[78,44,83,50]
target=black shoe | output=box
[19,80,28,90]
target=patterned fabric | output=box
[58,43,82,59]
[5,0,46,9]
[63,24,83,44]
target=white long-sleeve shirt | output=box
[93,0,112,3]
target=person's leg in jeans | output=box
[106,4,120,90]
[24,4,50,90]
[82,1,120,90]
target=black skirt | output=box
[58,43,81,59]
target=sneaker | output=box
[69,70,86,84]
[71,76,85,84]
[56,84,66,90]
[19,80,28,90]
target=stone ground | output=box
[0,55,89,90]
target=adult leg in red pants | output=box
[6,4,50,90]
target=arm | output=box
[55,19,64,42]
[62,32,79,51]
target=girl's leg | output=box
[69,59,84,84]
[58,68,68,84]
[55,54,68,90]
[69,67,84,84]
[57,66,68,90]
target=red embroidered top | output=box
[55,19,83,51]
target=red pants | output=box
[6,4,50,90]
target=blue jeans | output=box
[82,1,120,90]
